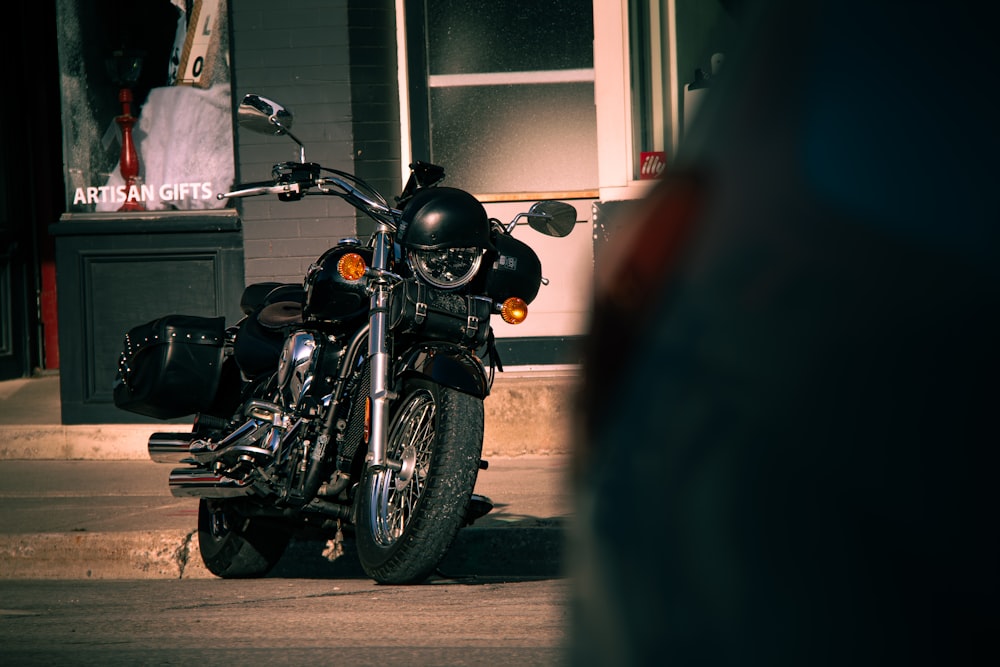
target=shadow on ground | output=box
[268,515,567,582]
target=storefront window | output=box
[56,0,234,214]
[674,0,739,138]
[628,0,740,179]
[407,0,597,198]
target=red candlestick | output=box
[116,87,144,211]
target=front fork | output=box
[365,225,398,472]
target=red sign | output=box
[640,151,666,179]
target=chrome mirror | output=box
[526,201,577,237]
[238,94,294,136]
[238,94,306,162]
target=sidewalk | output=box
[0,372,579,459]
[0,375,575,580]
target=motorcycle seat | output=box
[240,282,301,315]
[258,300,304,329]
[233,285,306,377]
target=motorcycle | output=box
[112,94,576,583]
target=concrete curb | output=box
[0,530,208,580]
[0,425,171,461]
[0,524,566,580]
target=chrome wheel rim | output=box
[368,389,435,547]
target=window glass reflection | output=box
[430,83,598,194]
[427,0,594,75]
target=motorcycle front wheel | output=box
[197,498,292,578]
[356,378,484,584]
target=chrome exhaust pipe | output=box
[149,432,196,464]
[168,466,254,499]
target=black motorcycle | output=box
[112,94,575,583]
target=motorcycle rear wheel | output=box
[356,378,484,584]
[197,498,292,578]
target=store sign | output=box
[57,0,234,213]
[71,182,216,207]
[639,151,666,180]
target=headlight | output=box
[407,247,483,289]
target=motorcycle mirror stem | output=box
[274,123,306,164]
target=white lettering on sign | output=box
[73,182,215,206]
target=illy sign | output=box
[639,151,666,179]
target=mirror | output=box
[238,94,294,136]
[526,201,577,237]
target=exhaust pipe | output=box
[149,432,197,464]
[168,466,253,499]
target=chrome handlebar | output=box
[218,168,399,225]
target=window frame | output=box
[396,0,681,203]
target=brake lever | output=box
[218,161,323,201]
[217,182,304,200]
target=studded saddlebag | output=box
[113,314,226,419]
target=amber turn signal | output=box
[338,252,367,281]
[500,297,528,324]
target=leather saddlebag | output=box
[390,281,492,349]
[113,314,226,419]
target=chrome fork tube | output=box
[366,227,395,470]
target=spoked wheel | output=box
[356,378,484,584]
[197,498,292,578]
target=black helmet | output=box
[398,187,492,251]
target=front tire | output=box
[356,378,484,584]
[197,499,291,578]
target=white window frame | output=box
[593,0,678,202]
[396,0,677,203]
[395,0,413,187]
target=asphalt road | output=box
[0,576,571,666]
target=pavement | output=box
[0,374,576,580]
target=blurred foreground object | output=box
[570,0,998,665]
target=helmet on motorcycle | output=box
[398,187,493,290]
[398,187,492,251]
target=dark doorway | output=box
[0,3,65,379]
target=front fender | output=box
[396,342,489,398]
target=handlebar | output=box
[217,162,402,225]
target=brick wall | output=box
[230,0,372,284]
